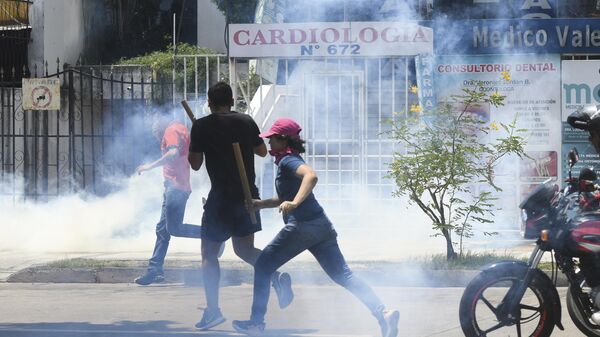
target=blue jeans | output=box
[148,186,201,272]
[250,214,384,323]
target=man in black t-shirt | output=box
[188,82,293,330]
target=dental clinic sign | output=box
[229,22,433,57]
[436,18,600,55]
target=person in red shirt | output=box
[134,114,205,285]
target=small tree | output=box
[388,88,527,259]
[118,43,217,80]
[211,0,259,23]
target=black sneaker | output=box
[195,307,226,330]
[134,270,164,285]
[379,310,400,337]
[232,320,265,336]
[272,272,293,309]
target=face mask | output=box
[269,147,299,165]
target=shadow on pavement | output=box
[0,322,320,337]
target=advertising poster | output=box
[561,60,600,179]
[434,54,561,227]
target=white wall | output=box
[60,0,84,65]
[29,0,85,72]
[28,0,44,72]
[197,0,226,53]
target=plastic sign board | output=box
[435,18,600,55]
[561,60,600,180]
[434,54,561,227]
[22,78,60,110]
[229,22,433,58]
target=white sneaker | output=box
[379,310,399,337]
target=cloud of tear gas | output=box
[247,56,448,261]
[0,168,215,254]
[1,1,552,263]
[0,103,212,254]
[246,2,560,260]
[281,0,428,23]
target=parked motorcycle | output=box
[459,106,600,337]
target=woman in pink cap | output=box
[232,118,400,337]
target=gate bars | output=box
[0,63,171,203]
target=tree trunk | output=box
[442,228,458,260]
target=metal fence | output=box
[0,62,172,203]
[172,54,228,120]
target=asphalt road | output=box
[0,283,584,337]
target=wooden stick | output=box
[180,100,196,122]
[232,142,257,224]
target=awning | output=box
[0,0,30,28]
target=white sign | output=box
[435,54,562,227]
[561,60,600,118]
[229,21,433,58]
[22,78,60,110]
[561,60,600,186]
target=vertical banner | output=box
[415,54,436,113]
[561,60,600,178]
[434,54,561,227]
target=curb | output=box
[5,265,570,287]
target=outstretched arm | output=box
[136,148,178,174]
[253,196,281,209]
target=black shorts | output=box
[201,198,262,242]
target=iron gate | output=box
[300,58,409,218]
[173,55,414,218]
[0,63,171,203]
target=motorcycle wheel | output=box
[459,270,556,337]
[566,281,600,336]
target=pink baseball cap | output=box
[259,118,302,138]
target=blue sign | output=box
[415,54,436,113]
[435,18,600,55]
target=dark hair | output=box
[276,135,306,153]
[208,81,233,108]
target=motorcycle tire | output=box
[459,269,556,337]
[566,283,600,336]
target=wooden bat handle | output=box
[232,142,257,224]
[181,100,196,122]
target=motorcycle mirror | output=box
[568,148,579,167]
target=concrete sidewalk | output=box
[0,236,543,286]
[2,249,571,287]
